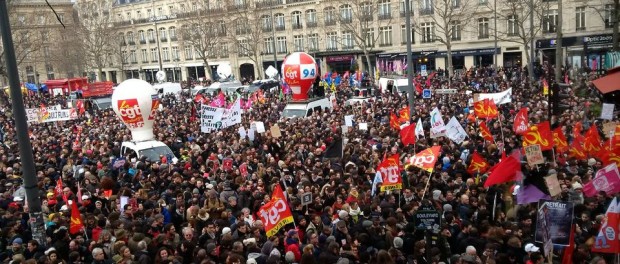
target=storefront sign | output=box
[378,50,437,59]
[326,55,354,63]
[436,48,501,57]
[537,34,614,49]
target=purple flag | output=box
[516,184,550,205]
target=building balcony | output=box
[160,37,168,42]
[325,20,336,26]
[163,59,170,62]
[277,50,287,54]
[342,45,354,50]
[340,17,352,24]
[420,8,434,15]
[128,41,135,45]
[292,23,303,29]
[379,42,392,47]
[287,0,310,3]
[306,21,317,28]
[275,25,286,31]
[378,13,391,20]
[140,39,146,44]
[148,38,156,43]
[170,36,178,41]
[256,0,281,8]
[262,26,273,32]
[326,47,338,51]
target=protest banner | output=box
[544,174,561,197]
[270,124,282,138]
[537,201,553,257]
[601,103,615,120]
[446,116,467,144]
[200,100,241,133]
[524,144,545,166]
[535,200,574,245]
[474,88,513,105]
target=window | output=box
[162,47,169,61]
[219,44,229,58]
[43,46,50,58]
[361,2,373,21]
[127,31,134,44]
[151,48,158,62]
[147,29,155,42]
[146,9,151,18]
[543,10,558,33]
[238,39,250,56]
[274,13,285,30]
[218,21,226,36]
[139,30,146,43]
[41,31,49,42]
[184,46,193,59]
[574,7,586,31]
[46,65,54,80]
[26,66,34,83]
[169,27,177,40]
[169,5,175,15]
[379,0,391,19]
[308,34,319,51]
[157,7,163,16]
[478,0,487,4]
[364,28,374,46]
[325,7,336,25]
[159,27,167,41]
[507,15,518,36]
[342,31,354,49]
[421,22,434,43]
[327,32,338,50]
[604,5,614,29]
[306,9,317,27]
[452,0,460,8]
[126,12,131,20]
[136,11,141,19]
[421,0,433,14]
[264,37,274,54]
[121,51,128,64]
[451,21,461,41]
[400,25,414,44]
[400,0,413,16]
[276,37,287,53]
[262,15,272,31]
[294,35,304,52]
[172,47,179,60]
[130,50,137,63]
[340,5,352,23]
[292,11,303,29]
[478,18,489,39]
[141,49,148,62]
[379,26,392,46]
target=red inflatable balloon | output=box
[282,52,317,101]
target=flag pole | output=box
[498,110,507,150]
[421,171,433,200]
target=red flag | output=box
[378,154,402,191]
[390,113,401,130]
[258,185,294,237]
[513,108,529,135]
[479,122,494,142]
[584,125,602,155]
[484,156,521,187]
[415,81,422,94]
[405,146,441,173]
[522,121,554,151]
[54,178,63,198]
[69,200,84,235]
[569,136,587,160]
[76,100,85,114]
[573,121,583,137]
[562,224,575,264]
[467,152,489,175]
[474,99,499,119]
[553,127,569,153]
[400,123,416,146]
[398,106,410,123]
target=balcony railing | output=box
[342,45,354,50]
[306,21,317,28]
[170,36,178,41]
[326,47,338,51]
[379,42,392,47]
[378,13,391,20]
[140,39,146,44]
[275,25,285,31]
[292,23,303,29]
[262,26,272,32]
[340,17,352,24]
[287,0,311,3]
[277,49,287,54]
[160,36,168,42]
[148,38,156,43]
[325,19,336,26]
[127,41,135,45]
[360,14,373,21]
[256,0,281,8]
[420,8,434,15]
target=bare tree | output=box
[413,0,479,78]
[330,0,392,75]
[490,0,550,79]
[75,0,116,81]
[115,39,134,80]
[223,0,272,79]
[586,0,619,51]
[178,2,227,80]
[49,27,88,78]
[0,0,45,83]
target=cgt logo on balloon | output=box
[117,99,144,129]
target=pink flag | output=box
[343,71,350,79]
[584,163,620,197]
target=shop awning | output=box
[593,67,620,94]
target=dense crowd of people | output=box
[0,63,616,264]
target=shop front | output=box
[262,61,283,79]
[436,48,500,70]
[186,66,206,81]
[326,55,356,74]
[377,50,437,75]
[124,70,140,80]
[536,34,614,71]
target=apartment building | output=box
[98,0,616,83]
[5,0,79,85]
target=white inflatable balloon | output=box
[111,79,158,141]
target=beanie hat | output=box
[393,237,403,249]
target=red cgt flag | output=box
[400,123,416,146]
[467,152,489,175]
[479,122,494,142]
[69,200,84,235]
[513,108,529,135]
[405,146,441,173]
[258,185,294,237]
[378,154,402,191]
[522,121,554,151]
[474,99,499,119]
[584,125,602,155]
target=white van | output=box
[154,82,182,97]
[378,77,409,93]
[120,140,176,162]
[281,97,333,118]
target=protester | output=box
[0,63,617,264]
